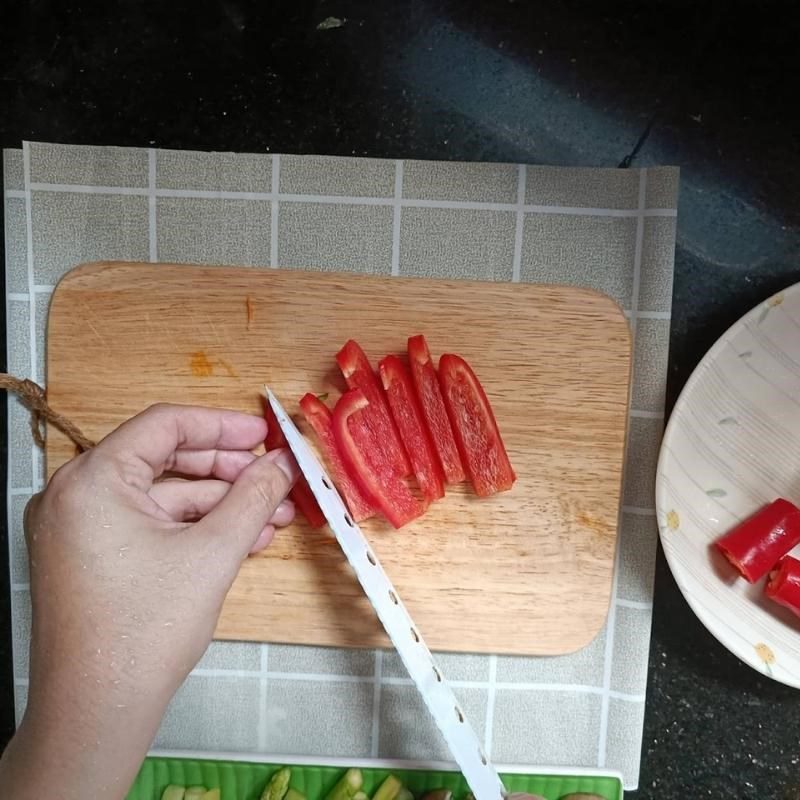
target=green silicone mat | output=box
[127,757,622,800]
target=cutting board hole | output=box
[432,665,442,682]
[389,590,399,605]
[411,627,420,643]
[322,477,333,490]
[366,551,377,566]
[455,706,464,723]
[344,514,354,527]
[479,749,487,765]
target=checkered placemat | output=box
[3,142,678,790]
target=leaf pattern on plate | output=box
[718,417,738,425]
[755,642,775,676]
[665,509,680,531]
[757,292,785,324]
[706,488,727,498]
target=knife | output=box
[266,389,506,800]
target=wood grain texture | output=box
[46,261,632,655]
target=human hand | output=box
[0,403,299,799]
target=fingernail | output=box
[270,449,299,485]
[248,524,276,555]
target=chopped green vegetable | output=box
[261,768,292,800]
[325,768,364,800]
[396,788,413,800]
[371,775,402,800]
[317,393,329,401]
[285,789,307,800]
[161,788,186,800]
[185,788,207,800]
[353,792,368,800]
[202,791,221,800]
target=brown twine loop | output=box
[0,374,95,452]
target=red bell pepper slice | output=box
[263,399,326,529]
[336,339,411,478]
[438,353,516,497]
[379,355,445,504]
[333,389,423,529]
[299,392,377,522]
[766,555,800,617]
[715,498,800,582]
[407,335,465,485]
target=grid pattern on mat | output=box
[3,142,679,791]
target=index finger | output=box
[96,403,268,476]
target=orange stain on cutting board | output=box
[577,509,613,537]
[190,351,214,376]
[190,351,239,378]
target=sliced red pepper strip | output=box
[333,389,423,529]
[379,355,445,504]
[299,392,377,522]
[336,339,411,478]
[766,555,800,616]
[263,399,326,529]
[286,476,327,529]
[438,353,516,497]
[407,334,465,485]
[715,498,800,582]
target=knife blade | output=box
[266,388,505,800]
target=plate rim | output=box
[655,280,800,688]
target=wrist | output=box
[0,662,170,800]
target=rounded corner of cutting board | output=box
[558,594,614,656]
[51,260,129,299]
[571,286,631,336]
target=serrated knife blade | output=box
[266,388,505,800]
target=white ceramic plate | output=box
[656,283,800,686]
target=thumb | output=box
[198,448,299,556]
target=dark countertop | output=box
[2,2,800,797]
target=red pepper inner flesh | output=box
[379,355,445,504]
[715,498,800,583]
[336,340,411,479]
[766,555,800,616]
[438,353,516,497]
[299,392,377,522]
[407,334,466,485]
[332,389,423,529]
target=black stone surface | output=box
[2,2,800,797]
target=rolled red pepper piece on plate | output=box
[299,392,377,522]
[336,339,411,478]
[766,555,800,616]
[438,353,516,497]
[379,355,445,504]
[715,498,800,582]
[333,388,423,529]
[264,399,327,529]
[407,334,465,485]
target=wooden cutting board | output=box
[46,261,631,655]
